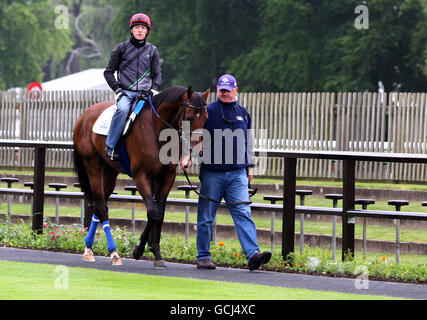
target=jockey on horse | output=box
[75,12,209,267]
[104,13,162,160]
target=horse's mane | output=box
[151,85,187,108]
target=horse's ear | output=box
[201,88,210,101]
[187,86,193,100]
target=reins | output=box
[182,168,252,206]
[148,94,203,143]
[147,92,252,206]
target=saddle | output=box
[92,96,147,136]
[92,96,149,178]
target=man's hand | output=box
[151,88,159,96]
[180,154,192,170]
[115,88,127,103]
[248,167,254,182]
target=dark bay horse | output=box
[73,86,209,267]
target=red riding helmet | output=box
[129,13,151,31]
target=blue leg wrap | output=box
[84,214,99,248]
[102,221,117,252]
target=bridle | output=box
[148,92,252,206]
[149,94,206,142]
[183,98,207,114]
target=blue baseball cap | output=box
[217,74,237,91]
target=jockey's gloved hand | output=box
[115,88,127,103]
[138,90,150,100]
[150,88,159,96]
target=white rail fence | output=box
[0,90,426,181]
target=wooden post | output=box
[32,147,46,234]
[282,157,297,260]
[342,159,356,260]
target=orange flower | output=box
[381,256,387,261]
[234,253,239,257]
[218,241,224,247]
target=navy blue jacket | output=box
[201,98,254,171]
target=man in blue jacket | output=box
[183,74,271,270]
[103,13,162,160]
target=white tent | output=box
[41,68,111,91]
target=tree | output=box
[101,0,427,92]
[229,0,324,91]
[0,0,73,89]
[322,0,427,92]
[109,0,262,91]
[63,0,115,75]
[229,0,426,92]
[42,0,116,80]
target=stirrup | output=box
[105,146,119,160]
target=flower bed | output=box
[0,218,425,283]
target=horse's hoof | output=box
[111,251,123,266]
[132,245,144,260]
[83,247,95,262]
[154,260,167,269]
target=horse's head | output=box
[183,86,209,134]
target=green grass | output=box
[160,233,427,266]
[1,220,426,282]
[6,180,427,213]
[2,168,427,191]
[290,179,427,191]
[3,181,427,218]
[0,260,401,300]
[2,201,426,244]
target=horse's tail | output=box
[73,147,93,202]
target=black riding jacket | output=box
[104,36,162,93]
